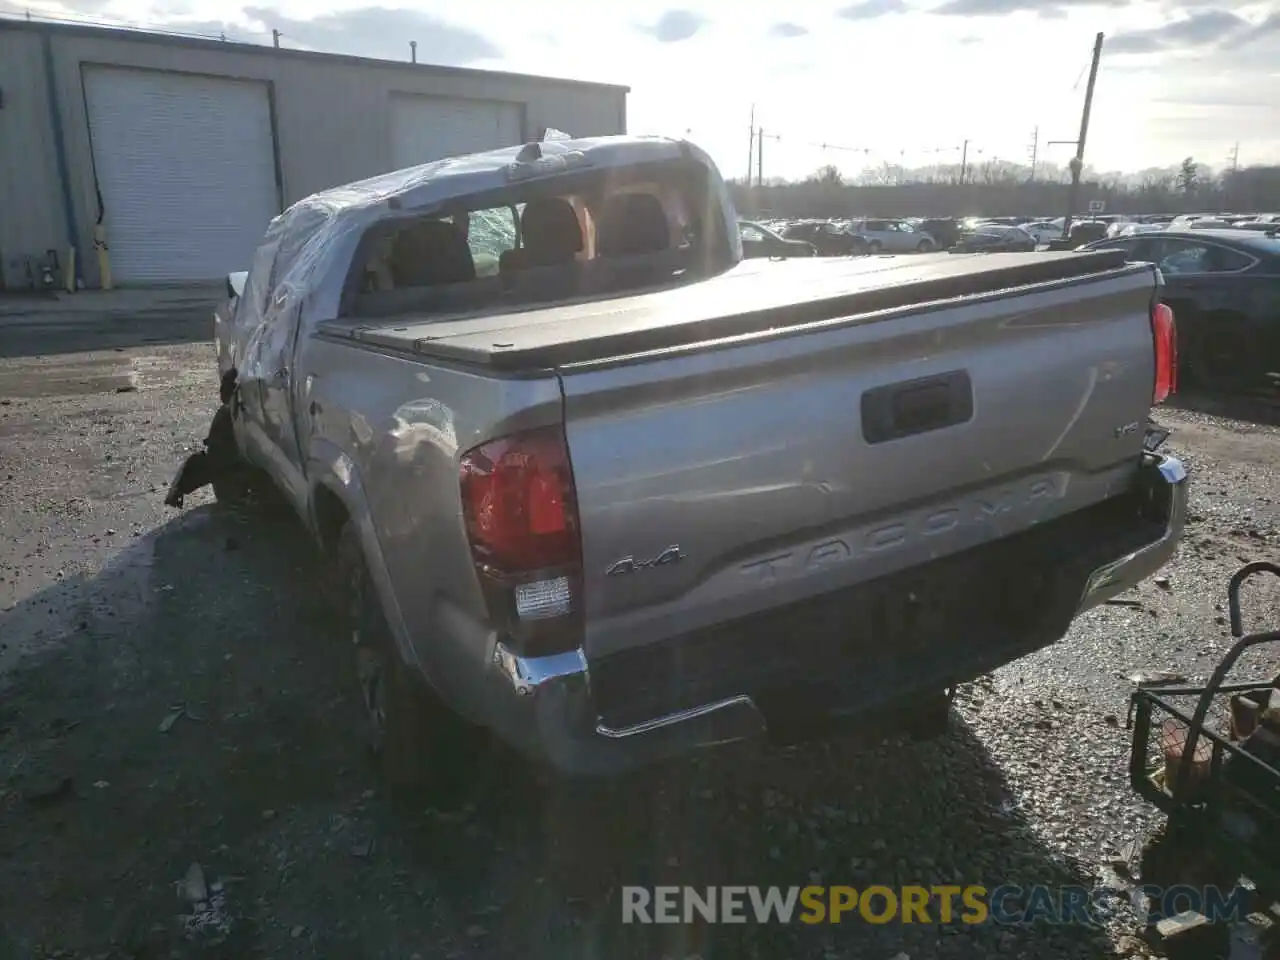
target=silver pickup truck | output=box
[167,135,1186,782]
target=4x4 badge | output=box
[606,545,685,577]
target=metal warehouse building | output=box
[0,18,628,288]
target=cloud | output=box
[1108,10,1249,53]
[2,2,502,62]
[638,9,706,42]
[837,0,908,19]
[930,0,1123,17]
[234,6,499,62]
[770,21,808,37]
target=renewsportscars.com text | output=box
[622,884,1248,926]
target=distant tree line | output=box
[729,157,1280,220]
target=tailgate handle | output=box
[861,370,973,444]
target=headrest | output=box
[389,219,476,287]
[519,198,583,266]
[596,193,671,258]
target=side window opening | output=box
[344,159,712,319]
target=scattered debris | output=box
[291,924,305,939]
[1153,575,1172,590]
[466,924,488,938]
[1103,714,1120,727]
[114,384,137,394]
[349,840,374,858]
[1105,598,1144,608]
[182,862,208,904]
[1154,910,1225,956]
[176,861,232,945]
[1112,933,1145,955]
[158,707,184,733]
[1127,670,1188,687]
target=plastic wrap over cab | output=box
[227,136,741,385]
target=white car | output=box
[1020,221,1064,245]
[1114,222,1166,237]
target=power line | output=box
[3,9,251,44]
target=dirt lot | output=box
[1,333,1278,959]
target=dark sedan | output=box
[916,218,963,250]
[779,221,868,256]
[949,225,1038,253]
[739,221,817,259]
[1084,229,1280,392]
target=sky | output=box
[4,0,1279,180]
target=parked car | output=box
[916,218,964,249]
[848,218,937,253]
[1020,221,1064,246]
[950,224,1038,253]
[1232,222,1280,235]
[1114,222,1168,238]
[1066,220,1109,246]
[739,220,816,259]
[165,134,1185,784]
[780,220,868,256]
[1085,228,1280,392]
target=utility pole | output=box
[958,139,969,185]
[410,40,417,63]
[1223,141,1240,210]
[747,104,756,188]
[757,127,764,188]
[1062,31,1104,237]
[1028,126,1039,181]
[272,28,281,48]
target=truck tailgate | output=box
[560,261,1160,661]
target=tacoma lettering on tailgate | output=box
[740,472,1068,584]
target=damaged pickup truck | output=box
[168,134,1187,781]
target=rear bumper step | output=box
[484,453,1187,777]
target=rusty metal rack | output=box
[1128,561,1280,895]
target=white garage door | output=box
[84,67,279,284]
[389,94,522,171]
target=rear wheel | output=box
[1187,316,1258,392]
[867,240,882,254]
[336,521,487,800]
[916,239,934,253]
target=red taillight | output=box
[1152,301,1177,405]
[460,426,582,653]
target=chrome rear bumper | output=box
[1074,454,1187,612]
[485,453,1188,777]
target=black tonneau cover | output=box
[321,249,1133,372]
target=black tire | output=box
[867,240,882,254]
[336,521,486,799]
[1187,318,1257,393]
[916,239,934,253]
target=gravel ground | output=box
[1,337,1279,960]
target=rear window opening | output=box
[340,157,726,321]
